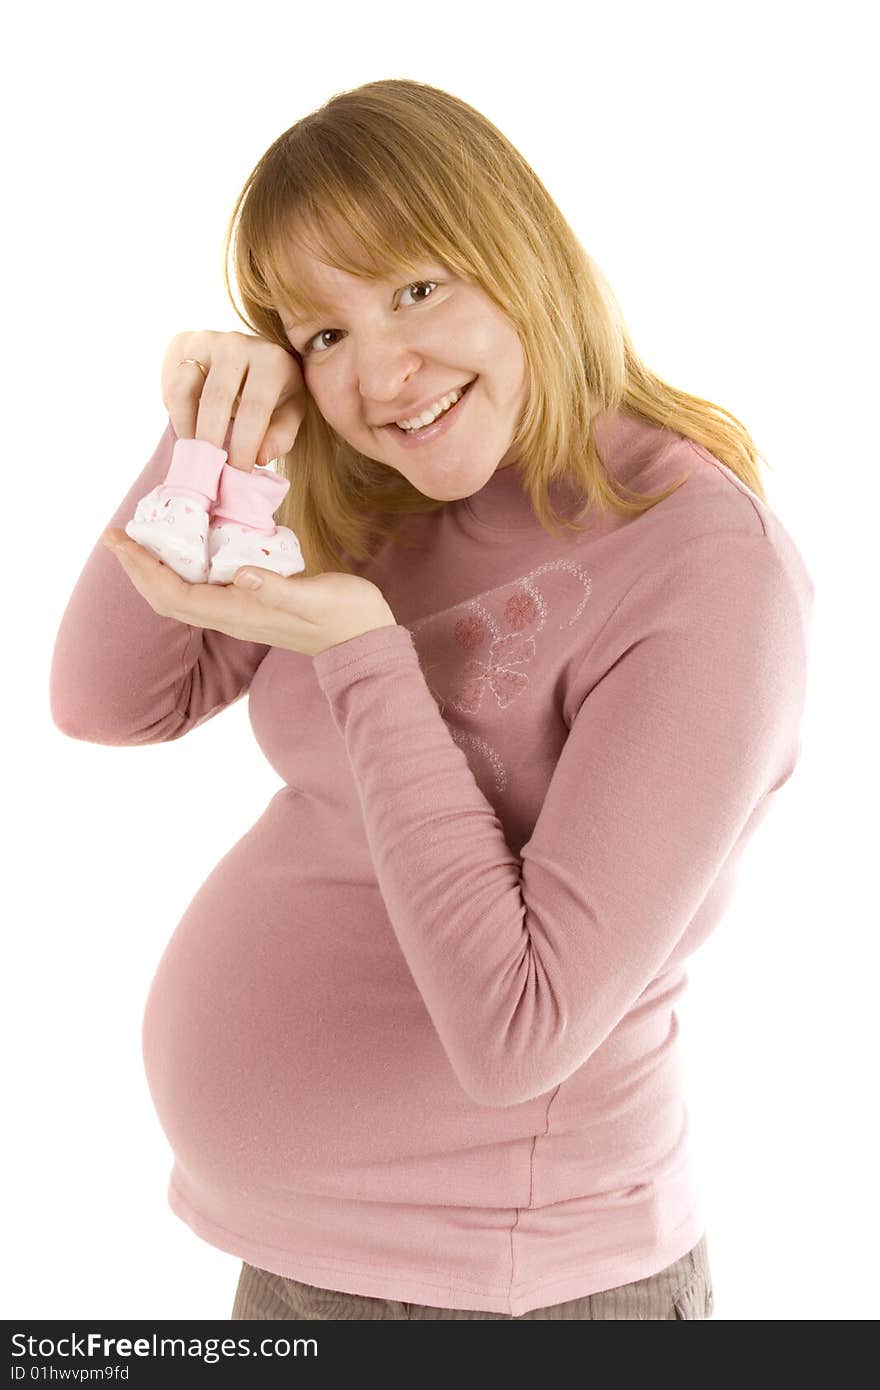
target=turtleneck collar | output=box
[457,407,675,533]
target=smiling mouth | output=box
[381,378,476,431]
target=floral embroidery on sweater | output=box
[405,559,594,800]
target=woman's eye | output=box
[399,279,438,307]
[303,329,343,356]
[302,280,439,355]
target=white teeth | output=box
[396,386,466,431]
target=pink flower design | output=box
[453,630,537,713]
[453,614,486,651]
[413,560,592,721]
[505,591,539,630]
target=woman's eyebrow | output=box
[282,306,327,329]
[281,265,444,331]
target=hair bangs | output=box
[245,148,470,331]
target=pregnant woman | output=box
[50,77,814,1320]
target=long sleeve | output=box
[49,417,271,745]
[313,528,814,1108]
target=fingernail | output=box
[235,571,262,589]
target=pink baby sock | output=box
[210,462,291,532]
[159,437,228,506]
[125,437,229,582]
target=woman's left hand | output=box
[101,528,397,657]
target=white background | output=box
[4,0,876,1322]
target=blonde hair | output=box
[222,78,769,577]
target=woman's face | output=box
[278,245,529,500]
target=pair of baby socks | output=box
[124,437,305,584]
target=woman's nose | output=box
[353,335,422,400]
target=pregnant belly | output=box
[140,802,685,1213]
[139,804,493,1202]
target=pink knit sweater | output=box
[50,408,814,1315]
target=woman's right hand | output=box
[160,330,308,472]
